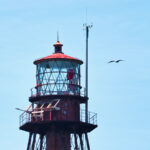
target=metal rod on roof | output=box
[84,23,92,123]
[85,26,89,98]
[57,31,59,41]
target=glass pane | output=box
[36,60,81,96]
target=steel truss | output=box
[26,132,90,150]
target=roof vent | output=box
[53,41,63,53]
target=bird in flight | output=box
[108,59,124,63]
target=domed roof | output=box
[34,41,83,65]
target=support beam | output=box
[79,134,84,150]
[46,129,70,150]
[85,133,90,150]
[74,133,78,150]
[32,133,36,150]
[27,133,32,150]
[40,135,44,150]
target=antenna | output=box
[83,23,93,122]
[57,31,59,41]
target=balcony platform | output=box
[20,120,97,134]
[19,108,97,134]
[29,94,88,104]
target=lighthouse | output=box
[19,39,97,150]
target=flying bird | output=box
[108,60,115,63]
[108,59,124,63]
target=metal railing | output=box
[30,86,86,97]
[19,109,97,127]
[19,111,31,127]
[80,110,97,125]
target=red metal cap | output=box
[34,41,83,65]
[53,41,63,47]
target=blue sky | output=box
[0,0,150,150]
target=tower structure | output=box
[19,40,97,150]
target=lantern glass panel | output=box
[36,60,81,96]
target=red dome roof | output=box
[34,53,83,65]
[34,41,83,65]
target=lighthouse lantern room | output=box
[19,40,97,150]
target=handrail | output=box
[30,86,86,97]
[19,109,97,127]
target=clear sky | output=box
[0,0,150,150]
